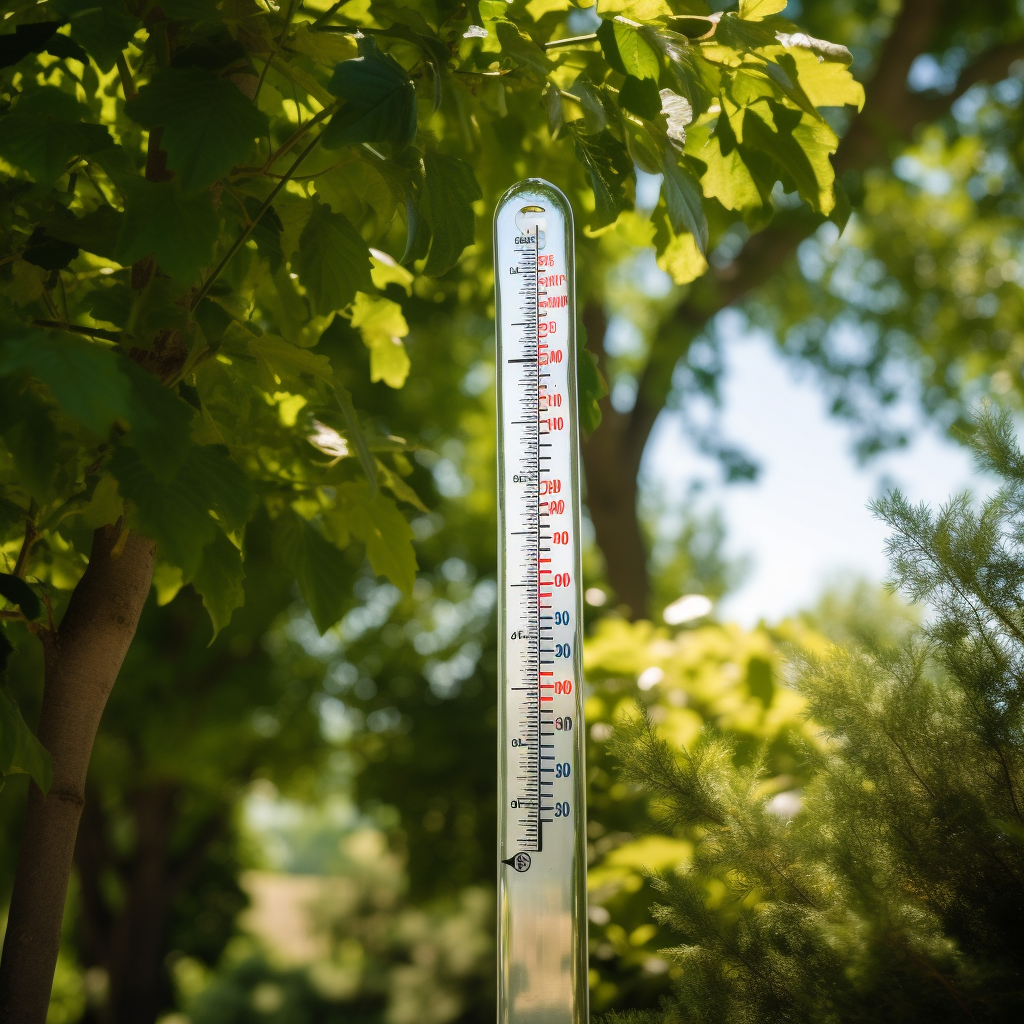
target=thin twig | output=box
[191,127,328,311]
[233,103,335,176]
[254,0,300,105]
[32,319,122,343]
[57,273,69,322]
[543,33,598,50]
[312,0,345,27]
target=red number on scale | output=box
[554,679,573,694]
[540,479,561,495]
[547,500,565,514]
[545,417,563,431]
[554,573,571,587]
[542,349,564,365]
[546,393,563,408]
[539,254,555,267]
[553,531,569,544]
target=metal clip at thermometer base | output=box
[495,180,588,1024]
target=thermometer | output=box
[494,180,588,1024]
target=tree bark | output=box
[0,526,155,1024]
[580,303,651,619]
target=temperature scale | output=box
[495,180,588,1024]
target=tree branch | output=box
[32,319,122,344]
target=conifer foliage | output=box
[608,407,1024,1023]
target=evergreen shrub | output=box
[606,408,1024,1024]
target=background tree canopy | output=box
[1,0,1021,1022]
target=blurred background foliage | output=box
[2,0,1024,1021]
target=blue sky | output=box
[643,315,986,626]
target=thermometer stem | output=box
[495,180,588,1024]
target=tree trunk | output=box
[106,784,178,1024]
[580,303,652,620]
[75,782,230,1024]
[0,526,155,1024]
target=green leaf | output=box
[125,68,269,192]
[401,184,430,266]
[52,0,140,72]
[0,87,112,188]
[0,386,59,502]
[79,474,123,530]
[333,384,378,489]
[46,206,124,260]
[419,151,482,277]
[295,203,373,315]
[613,22,661,80]
[742,102,835,214]
[120,359,196,482]
[572,129,634,228]
[494,20,553,82]
[191,530,245,641]
[657,223,708,284]
[110,443,251,579]
[0,574,40,621]
[661,156,708,255]
[0,630,11,674]
[276,511,350,634]
[116,178,219,282]
[323,37,417,150]
[739,0,787,18]
[337,482,416,594]
[350,292,410,388]
[0,21,63,70]
[1,685,52,792]
[770,39,864,109]
[577,345,608,437]
[248,334,334,392]
[187,443,253,534]
[690,110,763,211]
[619,76,661,120]
[0,327,133,437]
[653,29,714,117]
[596,19,627,75]
[21,226,79,271]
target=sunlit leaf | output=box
[350,293,411,388]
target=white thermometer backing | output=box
[495,180,588,1024]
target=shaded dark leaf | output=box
[0,573,40,621]
[323,36,417,150]
[22,226,79,270]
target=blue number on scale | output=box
[554,801,570,817]
[554,610,570,626]
[555,643,571,658]
[555,762,571,778]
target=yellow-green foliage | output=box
[582,615,826,1012]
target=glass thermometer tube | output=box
[494,179,588,1024]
